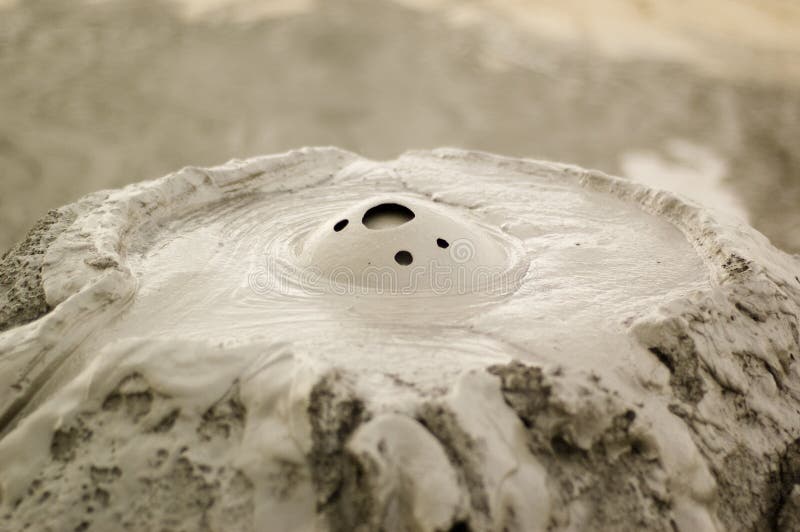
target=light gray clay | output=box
[0,148,799,531]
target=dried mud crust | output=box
[303,346,800,531]
[0,209,73,333]
[776,439,800,532]
[631,269,800,530]
[304,362,674,532]
[487,361,672,532]
[0,192,108,333]
[304,372,472,532]
[0,373,254,532]
[307,371,373,532]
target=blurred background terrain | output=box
[1,0,799,253]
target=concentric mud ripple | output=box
[106,179,532,382]
[79,149,711,370]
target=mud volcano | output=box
[0,148,799,531]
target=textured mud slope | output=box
[0,210,69,334]
[0,192,110,333]
[0,148,798,532]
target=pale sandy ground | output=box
[1,0,799,252]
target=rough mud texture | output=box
[629,278,800,530]
[0,148,798,531]
[0,191,110,333]
[776,439,800,532]
[0,209,72,333]
[487,362,672,531]
[307,372,373,532]
[1,372,254,532]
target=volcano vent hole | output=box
[333,219,349,232]
[437,238,449,249]
[394,250,413,266]
[362,203,415,230]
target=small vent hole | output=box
[437,238,449,249]
[362,203,415,230]
[333,219,349,232]
[394,250,413,266]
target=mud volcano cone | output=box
[1,148,799,531]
